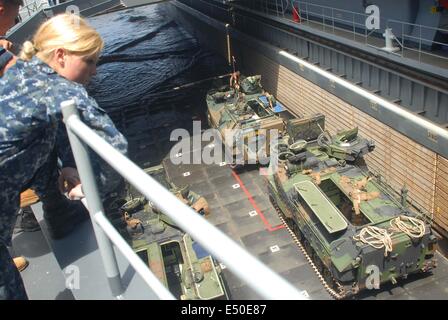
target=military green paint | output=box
[266,113,436,295]
[122,164,227,300]
[295,180,348,233]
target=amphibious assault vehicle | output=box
[117,165,227,300]
[267,114,437,297]
[206,74,289,167]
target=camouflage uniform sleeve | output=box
[51,83,128,157]
[49,82,128,195]
[78,95,128,156]
[56,124,76,168]
[77,95,128,195]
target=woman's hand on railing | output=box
[0,39,13,50]
[58,167,83,198]
[68,184,85,200]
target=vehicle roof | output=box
[294,180,348,233]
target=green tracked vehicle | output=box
[267,114,437,297]
[118,164,227,300]
[206,74,289,167]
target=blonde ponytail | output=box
[19,41,38,61]
[19,14,103,63]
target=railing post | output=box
[332,8,335,33]
[322,6,324,30]
[365,15,367,45]
[353,14,356,40]
[61,100,124,299]
[419,25,422,63]
[402,22,405,58]
[306,2,309,25]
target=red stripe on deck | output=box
[231,170,285,232]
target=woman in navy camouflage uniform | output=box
[0,14,128,299]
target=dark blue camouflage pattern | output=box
[0,179,27,299]
[0,57,128,299]
[0,244,27,300]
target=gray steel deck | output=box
[161,138,448,300]
[11,137,448,299]
[8,0,448,299]
[13,203,159,300]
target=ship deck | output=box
[12,136,448,299]
[8,0,448,300]
[161,138,448,300]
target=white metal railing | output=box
[84,199,175,299]
[243,0,448,65]
[61,100,309,300]
[19,0,49,20]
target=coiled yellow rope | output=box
[390,215,426,239]
[353,216,426,256]
[353,226,393,257]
